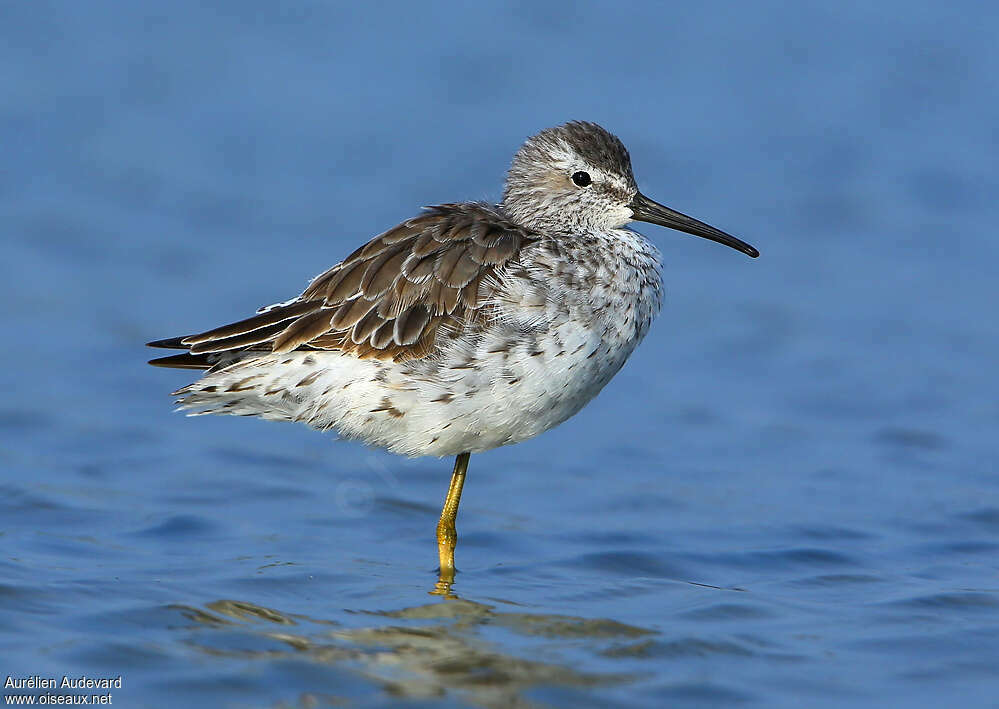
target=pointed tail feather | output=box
[148,352,216,369]
[147,336,191,349]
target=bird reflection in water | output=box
[171,594,653,705]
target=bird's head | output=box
[502,121,758,258]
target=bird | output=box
[147,121,758,589]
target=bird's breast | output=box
[516,228,664,348]
[417,228,665,449]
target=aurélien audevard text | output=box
[5,676,123,690]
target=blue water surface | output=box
[2,1,998,707]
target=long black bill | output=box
[629,192,759,258]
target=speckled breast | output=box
[383,228,664,456]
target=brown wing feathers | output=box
[147,204,536,369]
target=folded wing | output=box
[148,203,537,369]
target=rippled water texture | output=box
[2,2,998,707]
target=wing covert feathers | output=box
[147,203,536,368]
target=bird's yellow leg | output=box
[432,452,469,594]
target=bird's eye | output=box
[571,171,592,187]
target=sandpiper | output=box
[148,121,758,586]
